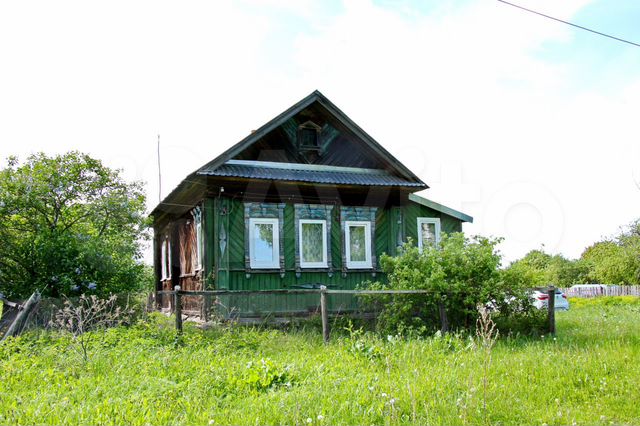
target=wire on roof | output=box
[497,0,640,48]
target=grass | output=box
[1,299,639,425]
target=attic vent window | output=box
[298,121,321,150]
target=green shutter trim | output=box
[216,197,230,289]
[203,198,216,289]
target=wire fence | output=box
[157,286,561,342]
[156,287,451,342]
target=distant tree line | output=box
[506,220,640,287]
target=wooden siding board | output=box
[375,208,389,267]
[284,205,296,269]
[217,270,385,315]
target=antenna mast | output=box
[157,134,162,204]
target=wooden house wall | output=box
[155,213,204,313]
[203,195,464,317]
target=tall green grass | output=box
[1,299,639,425]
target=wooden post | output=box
[438,299,449,333]
[203,293,211,323]
[2,292,41,341]
[320,286,329,343]
[174,286,183,334]
[547,285,555,335]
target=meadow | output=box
[1,297,639,425]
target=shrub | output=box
[50,294,134,361]
[364,233,537,335]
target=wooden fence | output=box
[157,286,559,342]
[558,285,640,298]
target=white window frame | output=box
[249,218,280,269]
[298,219,328,268]
[345,220,372,269]
[161,238,171,280]
[417,217,441,252]
[195,214,203,271]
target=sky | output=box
[1,0,640,265]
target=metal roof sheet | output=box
[198,160,425,187]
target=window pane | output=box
[301,222,324,263]
[349,225,366,262]
[300,128,318,147]
[253,223,274,262]
[420,222,436,246]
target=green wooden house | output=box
[151,91,472,317]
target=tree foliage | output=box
[505,249,590,288]
[506,218,640,287]
[581,236,640,285]
[0,151,149,298]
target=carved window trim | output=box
[192,206,203,271]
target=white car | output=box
[530,289,569,311]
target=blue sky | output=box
[0,0,639,264]
[535,0,640,93]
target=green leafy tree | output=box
[506,249,589,288]
[578,219,640,285]
[0,151,149,298]
[581,241,638,285]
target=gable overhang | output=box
[409,193,473,223]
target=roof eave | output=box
[408,193,473,223]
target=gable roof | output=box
[196,90,427,186]
[152,90,428,218]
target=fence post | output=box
[174,286,183,334]
[320,286,329,343]
[438,298,449,333]
[547,285,555,335]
